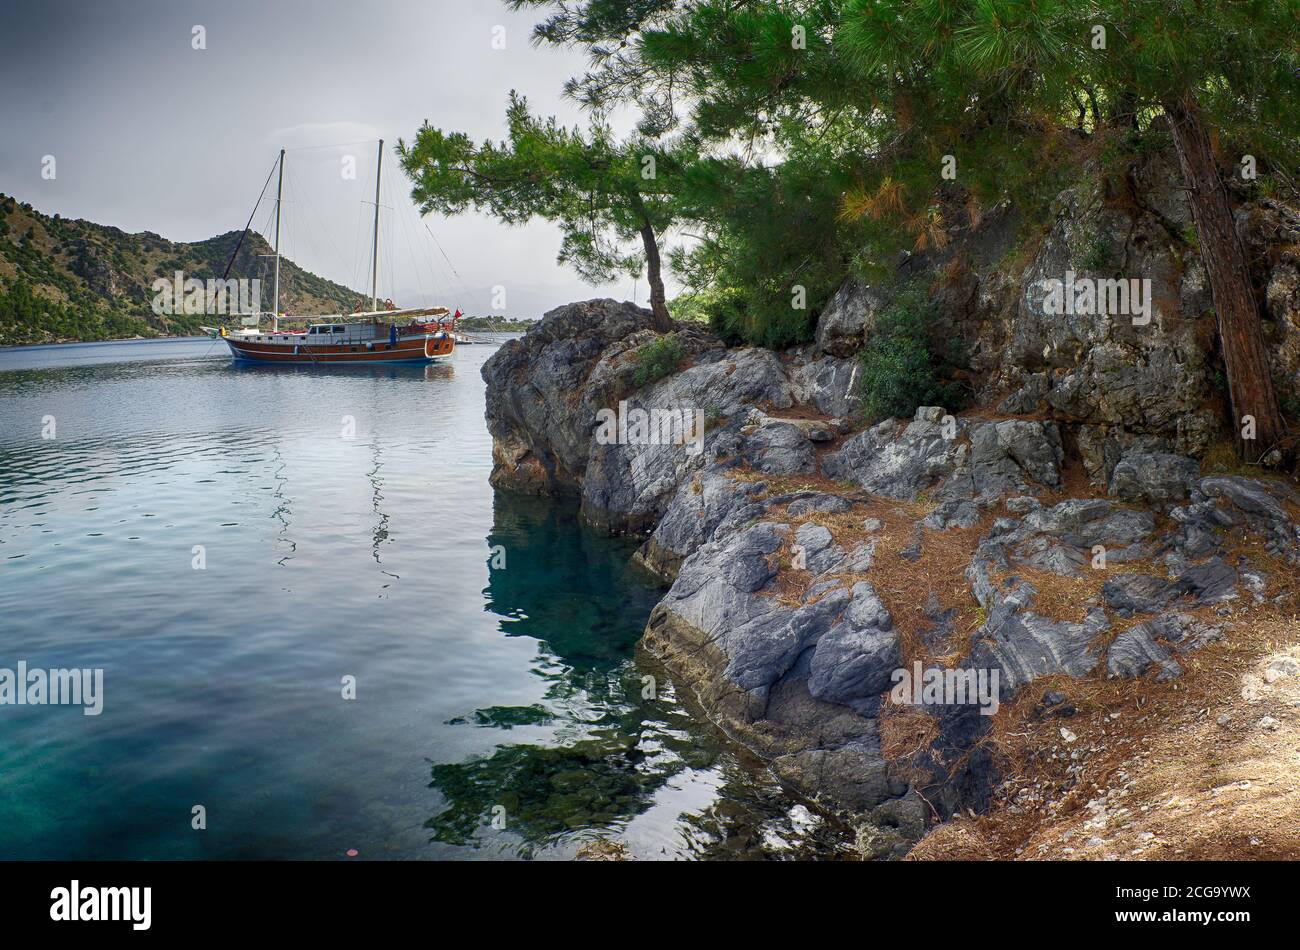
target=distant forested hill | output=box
[0,193,369,345]
[457,315,536,332]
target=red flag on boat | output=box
[453,310,462,319]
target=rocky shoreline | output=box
[481,162,1300,858]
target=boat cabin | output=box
[233,322,388,345]
[303,323,384,343]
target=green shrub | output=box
[632,333,687,388]
[703,286,819,350]
[666,293,712,324]
[858,287,964,421]
[701,287,751,346]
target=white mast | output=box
[371,139,383,313]
[272,148,285,332]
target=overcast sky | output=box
[0,0,672,316]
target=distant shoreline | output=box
[0,333,209,351]
[1,328,529,353]
[1,320,535,350]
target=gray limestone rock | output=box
[1109,452,1200,506]
[740,421,817,476]
[814,279,884,357]
[1106,614,1225,680]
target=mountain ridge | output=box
[0,193,372,345]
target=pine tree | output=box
[837,0,1299,460]
[399,91,694,331]
[515,0,1299,460]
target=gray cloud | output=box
[0,0,677,316]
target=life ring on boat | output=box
[384,298,396,310]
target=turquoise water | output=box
[0,336,846,860]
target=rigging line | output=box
[432,240,470,314]
[381,159,412,298]
[397,195,426,305]
[430,219,472,312]
[349,164,365,299]
[285,169,299,307]
[380,157,393,306]
[425,244,464,314]
[386,209,396,306]
[254,200,277,287]
[387,159,429,306]
[293,161,356,295]
[376,161,387,303]
[408,186,442,307]
[220,155,280,283]
[426,238,456,311]
[349,191,367,302]
[382,157,408,304]
[387,157,435,299]
[285,164,328,303]
[357,159,377,301]
[421,221,473,303]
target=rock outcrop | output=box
[482,299,662,498]
[821,411,1065,504]
[813,279,884,357]
[810,148,1300,486]
[480,154,1300,856]
[484,298,860,533]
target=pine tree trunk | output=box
[639,221,672,333]
[1163,88,1286,462]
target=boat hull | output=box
[224,333,454,364]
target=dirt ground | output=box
[910,612,1300,860]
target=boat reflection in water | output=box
[227,358,454,384]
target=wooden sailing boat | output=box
[220,141,457,365]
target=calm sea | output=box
[0,335,849,859]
